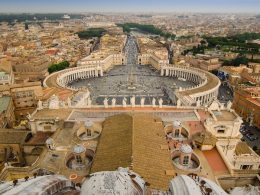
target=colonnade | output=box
[193,90,219,106]
[161,66,221,106]
[161,66,206,85]
[56,67,103,89]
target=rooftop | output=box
[212,110,237,121]
[0,129,30,144]
[0,96,11,113]
[91,113,175,190]
[235,142,252,155]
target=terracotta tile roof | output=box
[33,108,72,120]
[41,87,73,101]
[91,114,133,172]
[0,129,30,144]
[91,113,175,191]
[25,132,54,145]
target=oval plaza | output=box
[44,35,220,108]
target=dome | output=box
[45,137,54,145]
[84,120,93,128]
[73,145,85,154]
[180,144,192,154]
[0,175,76,195]
[169,175,227,195]
[80,169,146,195]
[173,120,181,128]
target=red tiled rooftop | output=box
[185,121,205,136]
[203,148,229,175]
[26,132,54,145]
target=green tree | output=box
[48,61,70,74]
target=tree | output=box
[76,28,106,39]
[48,61,70,74]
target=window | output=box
[175,129,179,137]
[217,129,225,133]
[76,155,82,163]
[87,129,91,136]
[215,125,226,134]
[240,165,253,170]
[183,156,189,165]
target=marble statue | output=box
[140,97,145,107]
[112,98,116,107]
[87,98,92,108]
[152,98,156,107]
[37,100,43,110]
[49,95,59,109]
[122,97,127,107]
[196,100,201,107]
[177,99,181,107]
[27,113,32,119]
[67,98,71,107]
[130,96,135,107]
[103,98,108,108]
[158,98,163,108]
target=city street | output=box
[240,122,260,152]
[218,83,233,103]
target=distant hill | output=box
[0,13,84,24]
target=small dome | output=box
[84,120,93,128]
[180,144,192,154]
[46,137,54,145]
[73,145,85,154]
[173,120,181,128]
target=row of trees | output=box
[182,44,206,55]
[117,23,176,40]
[222,56,249,67]
[204,33,260,55]
[76,28,106,39]
[48,61,70,74]
[182,33,259,63]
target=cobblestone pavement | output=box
[69,36,196,105]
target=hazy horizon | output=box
[0,0,260,14]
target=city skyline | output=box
[0,0,260,13]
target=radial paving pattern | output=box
[68,37,196,105]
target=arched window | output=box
[175,129,180,137]
[87,129,91,136]
[183,156,189,165]
[76,155,82,164]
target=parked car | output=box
[240,129,250,135]
[246,133,258,141]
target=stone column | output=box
[161,68,164,76]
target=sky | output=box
[0,0,259,13]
